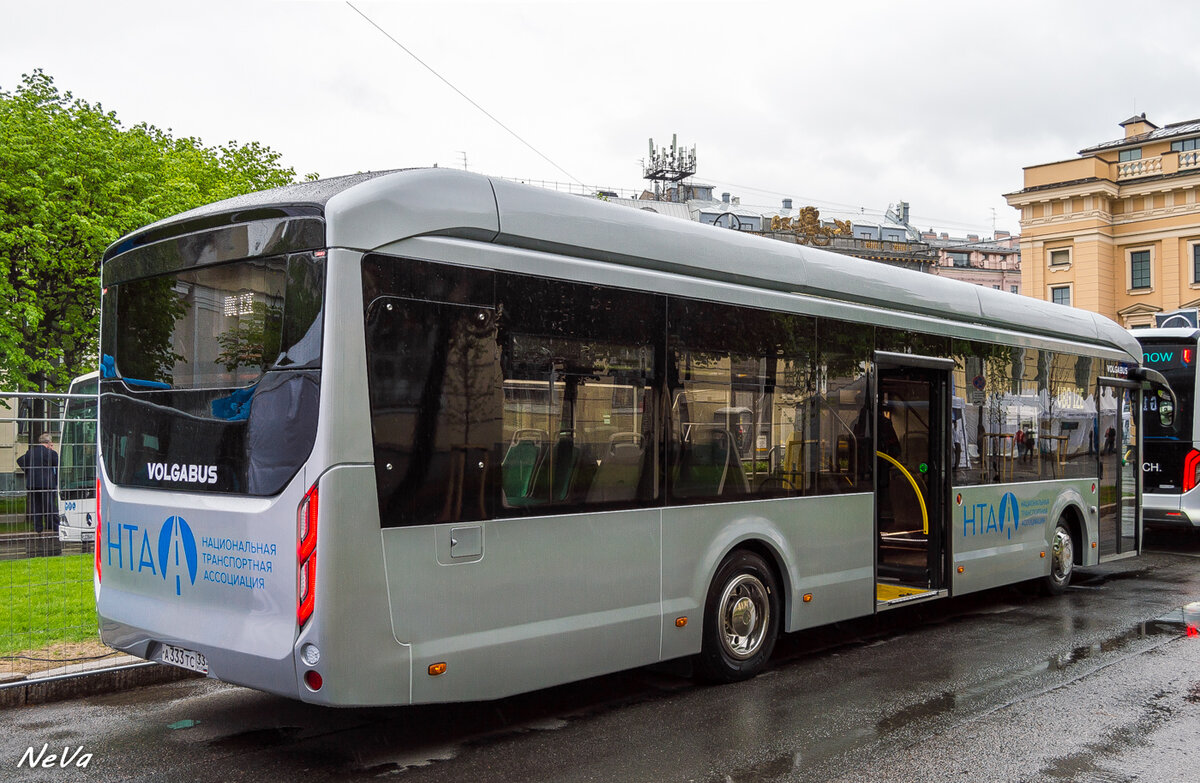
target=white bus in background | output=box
[96,169,1170,707]
[58,371,98,544]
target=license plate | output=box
[158,643,209,674]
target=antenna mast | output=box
[643,134,697,202]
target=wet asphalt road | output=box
[4,530,1200,782]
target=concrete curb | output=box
[0,661,202,708]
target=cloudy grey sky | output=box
[5,0,1200,235]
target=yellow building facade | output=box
[1005,114,1200,327]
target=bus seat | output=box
[723,450,749,497]
[551,433,581,502]
[501,429,547,504]
[675,426,733,498]
[586,433,644,503]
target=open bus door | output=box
[873,352,953,607]
[1097,367,1176,560]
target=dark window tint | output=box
[99,253,324,496]
[363,255,665,526]
[495,275,664,514]
[111,254,323,390]
[952,341,1098,486]
[1138,341,1196,441]
[365,298,504,526]
[668,300,819,501]
[813,319,872,494]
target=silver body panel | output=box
[951,479,1097,595]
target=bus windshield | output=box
[1139,341,1195,440]
[99,252,325,495]
[60,375,98,495]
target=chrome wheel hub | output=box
[1052,527,1073,583]
[719,574,770,660]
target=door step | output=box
[875,584,947,609]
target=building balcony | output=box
[1116,151,1200,181]
[1116,156,1162,180]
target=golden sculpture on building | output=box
[770,208,851,246]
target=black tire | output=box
[1042,520,1075,595]
[696,549,781,683]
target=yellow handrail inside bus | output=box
[875,451,929,535]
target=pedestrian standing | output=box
[17,432,59,534]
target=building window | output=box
[1010,285,1019,295]
[1172,138,1199,152]
[1050,286,1071,306]
[1048,248,1071,267]
[1192,242,1200,285]
[1119,148,1142,162]
[1129,249,1152,290]
[948,251,970,268]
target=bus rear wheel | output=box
[697,550,780,683]
[1043,521,1074,595]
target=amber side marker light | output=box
[1040,551,1046,558]
[429,662,447,676]
[675,617,688,628]
[957,566,965,574]
[802,593,813,603]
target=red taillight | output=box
[297,484,319,627]
[1184,450,1200,493]
[95,478,102,583]
[1184,349,1193,365]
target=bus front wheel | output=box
[1043,521,1075,595]
[697,549,780,683]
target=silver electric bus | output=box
[96,168,1168,706]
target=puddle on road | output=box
[876,692,957,734]
[871,600,1200,742]
[206,726,301,750]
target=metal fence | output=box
[0,390,120,683]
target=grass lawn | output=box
[0,553,98,656]
[0,496,31,535]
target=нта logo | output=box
[999,492,1020,536]
[157,516,198,596]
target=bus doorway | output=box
[1098,379,1140,560]
[874,355,951,606]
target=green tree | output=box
[0,70,302,391]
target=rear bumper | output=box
[100,617,299,698]
[1143,491,1200,528]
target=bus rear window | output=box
[99,252,325,496]
[110,254,324,389]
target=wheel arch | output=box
[701,531,793,634]
[1055,502,1086,567]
